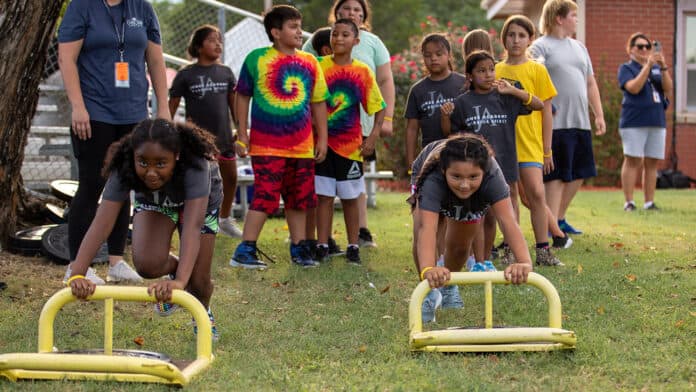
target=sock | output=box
[348,244,359,249]
[318,243,328,249]
[536,242,550,249]
[644,201,654,209]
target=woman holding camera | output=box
[618,33,672,211]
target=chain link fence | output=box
[24,0,282,191]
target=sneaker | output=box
[644,202,659,211]
[358,227,377,248]
[290,241,317,268]
[327,236,345,256]
[624,201,637,212]
[483,260,497,271]
[346,245,361,265]
[315,244,329,263]
[465,255,476,271]
[440,285,464,309]
[558,219,582,235]
[153,302,180,317]
[470,262,487,272]
[192,308,219,342]
[305,239,319,260]
[107,260,143,283]
[230,241,268,270]
[219,216,243,238]
[552,233,574,249]
[63,265,105,285]
[500,246,516,266]
[421,288,442,323]
[535,246,564,266]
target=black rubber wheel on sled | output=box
[41,224,108,265]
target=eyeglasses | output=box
[633,43,652,50]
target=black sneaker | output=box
[305,239,318,260]
[327,236,345,256]
[315,244,329,263]
[624,201,637,212]
[358,227,377,248]
[552,233,573,249]
[346,245,361,265]
[290,241,317,268]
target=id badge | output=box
[652,89,661,104]
[115,62,130,88]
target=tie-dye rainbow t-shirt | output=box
[318,56,385,161]
[236,47,329,158]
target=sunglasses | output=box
[633,43,652,50]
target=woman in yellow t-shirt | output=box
[495,15,571,267]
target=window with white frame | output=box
[686,15,696,111]
[677,1,696,116]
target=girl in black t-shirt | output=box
[409,134,533,322]
[66,119,222,340]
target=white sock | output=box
[644,201,654,209]
[624,200,635,208]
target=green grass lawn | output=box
[1,189,695,391]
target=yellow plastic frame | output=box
[0,286,214,386]
[409,272,577,352]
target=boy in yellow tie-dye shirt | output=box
[314,19,385,265]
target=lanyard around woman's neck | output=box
[102,0,127,61]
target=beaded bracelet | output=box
[420,266,434,281]
[65,274,85,287]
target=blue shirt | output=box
[58,0,161,124]
[617,60,667,128]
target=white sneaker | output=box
[107,260,143,283]
[63,265,105,285]
[219,216,243,238]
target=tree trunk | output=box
[0,1,65,247]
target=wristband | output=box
[235,140,248,149]
[543,151,552,158]
[384,116,393,122]
[524,92,534,106]
[420,266,434,281]
[66,274,85,287]
[660,67,668,71]
[407,169,413,175]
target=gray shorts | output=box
[619,127,666,159]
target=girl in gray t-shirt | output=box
[409,134,533,323]
[65,119,223,340]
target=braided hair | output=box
[103,119,219,193]
[414,134,493,197]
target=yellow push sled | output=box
[409,272,577,352]
[0,286,214,386]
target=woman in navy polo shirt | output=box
[58,0,171,284]
[618,33,673,211]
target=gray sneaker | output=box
[63,265,105,285]
[107,260,143,283]
[500,245,516,265]
[219,217,243,238]
[535,247,564,266]
[421,288,443,323]
[440,285,464,309]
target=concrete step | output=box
[29,125,70,137]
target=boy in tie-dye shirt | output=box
[314,19,386,265]
[230,5,329,269]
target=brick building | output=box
[482,0,696,180]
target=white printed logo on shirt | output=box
[190,76,228,99]
[126,18,144,28]
[464,105,509,133]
